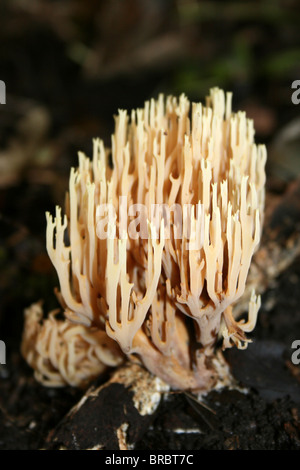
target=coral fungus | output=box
[22,88,266,391]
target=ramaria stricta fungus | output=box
[22,88,267,392]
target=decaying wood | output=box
[45,363,169,450]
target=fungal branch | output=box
[22,88,266,391]
[105,220,165,354]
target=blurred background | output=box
[0,0,299,357]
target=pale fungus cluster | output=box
[22,88,266,391]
